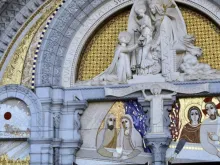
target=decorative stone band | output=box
[105,83,209,97]
[31,0,66,89]
[176,0,220,25]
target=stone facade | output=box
[0,0,220,165]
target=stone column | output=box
[59,100,88,165]
[139,97,174,165]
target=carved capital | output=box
[145,136,171,165]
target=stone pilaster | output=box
[59,100,88,165]
[51,100,62,165]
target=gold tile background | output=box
[77,5,220,81]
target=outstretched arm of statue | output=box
[200,126,220,156]
[162,92,177,99]
[142,90,152,101]
[121,43,139,53]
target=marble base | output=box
[128,74,166,84]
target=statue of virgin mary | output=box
[127,0,202,80]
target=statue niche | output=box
[77,0,220,86]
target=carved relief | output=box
[75,0,220,86]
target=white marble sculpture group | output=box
[80,0,220,85]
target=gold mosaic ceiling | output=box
[77,5,220,81]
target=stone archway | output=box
[35,0,220,88]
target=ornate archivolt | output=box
[0,0,63,88]
[0,0,219,88]
[60,0,220,87]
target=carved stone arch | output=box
[0,0,45,57]
[35,0,220,88]
[35,0,107,87]
[0,84,43,138]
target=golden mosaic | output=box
[77,11,130,81]
[98,102,125,132]
[77,5,220,81]
[0,0,63,86]
[0,155,30,165]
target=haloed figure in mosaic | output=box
[113,115,143,160]
[200,101,220,157]
[169,106,202,162]
[96,114,117,158]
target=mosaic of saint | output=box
[168,97,220,162]
[96,101,149,160]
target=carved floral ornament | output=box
[56,0,220,87]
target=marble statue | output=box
[134,3,158,74]
[142,84,176,133]
[77,0,220,86]
[200,101,220,157]
[87,31,140,85]
[180,53,220,80]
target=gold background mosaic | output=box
[77,5,220,81]
[98,102,125,132]
[0,0,63,87]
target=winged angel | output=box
[77,0,220,86]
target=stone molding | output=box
[176,0,220,24]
